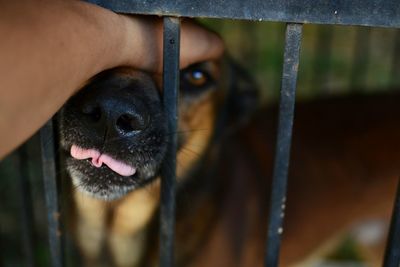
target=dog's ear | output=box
[222,57,259,132]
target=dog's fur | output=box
[59,59,258,266]
[60,56,399,267]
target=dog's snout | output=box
[81,103,102,123]
[78,96,148,138]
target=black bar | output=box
[16,145,36,267]
[383,178,400,267]
[40,120,63,267]
[159,17,180,267]
[265,23,303,267]
[88,0,400,28]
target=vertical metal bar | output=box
[160,16,180,267]
[16,145,36,267]
[40,119,63,267]
[383,178,400,267]
[265,23,303,267]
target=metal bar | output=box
[16,145,36,267]
[88,0,400,29]
[159,16,180,267]
[265,23,303,267]
[383,178,400,267]
[40,119,63,267]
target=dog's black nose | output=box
[116,113,145,134]
[80,98,147,137]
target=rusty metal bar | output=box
[40,119,63,267]
[159,16,180,267]
[88,0,400,28]
[383,178,400,267]
[16,145,36,267]
[265,23,303,267]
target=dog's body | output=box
[168,93,399,267]
[60,59,258,267]
[60,57,399,267]
[213,94,399,266]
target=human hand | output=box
[0,1,224,158]
[116,15,225,73]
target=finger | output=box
[179,20,225,69]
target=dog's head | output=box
[59,59,258,201]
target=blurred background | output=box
[1,20,399,266]
[203,20,400,102]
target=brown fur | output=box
[69,61,222,267]
[68,62,399,266]
[175,93,399,267]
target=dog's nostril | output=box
[116,114,144,134]
[81,104,102,122]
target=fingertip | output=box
[179,21,225,68]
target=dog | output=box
[59,58,258,267]
[59,57,399,267]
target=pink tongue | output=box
[70,145,136,177]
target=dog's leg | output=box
[73,190,109,266]
[108,230,147,267]
[108,183,160,267]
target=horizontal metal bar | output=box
[159,16,180,267]
[383,178,400,267]
[87,0,400,28]
[265,23,303,267]
[40,119,63,267]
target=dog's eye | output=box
[180,64,214,96]
[184,69,209,87]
